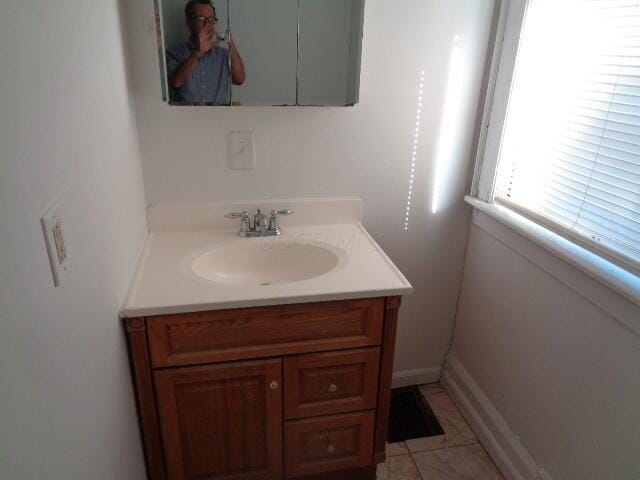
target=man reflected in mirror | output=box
[166,0,246,105]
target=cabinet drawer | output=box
[284,348,380,419]
[284,412,375,478]
[148,298,384,368]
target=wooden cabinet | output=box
[125,296,402,480]
[154,360,282,480]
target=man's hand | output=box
[194,24,215,56]
[169,24,215,89]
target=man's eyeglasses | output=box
[192,15,218,24]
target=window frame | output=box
[471,0,640,278]
[472,0,529,201]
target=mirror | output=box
[155,0,365,106]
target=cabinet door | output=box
[154,359,282,480]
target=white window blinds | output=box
[495,0,640,268]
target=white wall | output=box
[121,0,496,380]
[0,1,148,479]
[447,212,640,480]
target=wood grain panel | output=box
[124,317,167,480]
[284,412,375,478]
[148,299,384,368]
[154,359,282,480]
[284,348,380,419]
[373,296,401,464]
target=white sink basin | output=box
[191,240,341,285]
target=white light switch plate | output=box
[41,201,68,287]
[227,131,255,170]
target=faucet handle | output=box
[225,211,251,233]
[270,209,293,216]
[268,209,293,232]
[224,210,249,219]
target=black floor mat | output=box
[387,386,444,443]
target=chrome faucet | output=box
[225,208,293,237]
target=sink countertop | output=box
[121,199,413,317]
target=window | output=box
[478,0,640,272]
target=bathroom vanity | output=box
[122,199,412,480]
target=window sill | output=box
[464,196,640,312]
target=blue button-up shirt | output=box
[166,42,230,105]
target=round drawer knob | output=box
[327,444,335,454]
[270,380,279,390]
[328,383,338,393]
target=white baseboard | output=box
[392,367,441,388]
[441,353,551,480]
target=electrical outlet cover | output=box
[41,201,68,287]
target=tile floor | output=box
[377,383,504,480]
